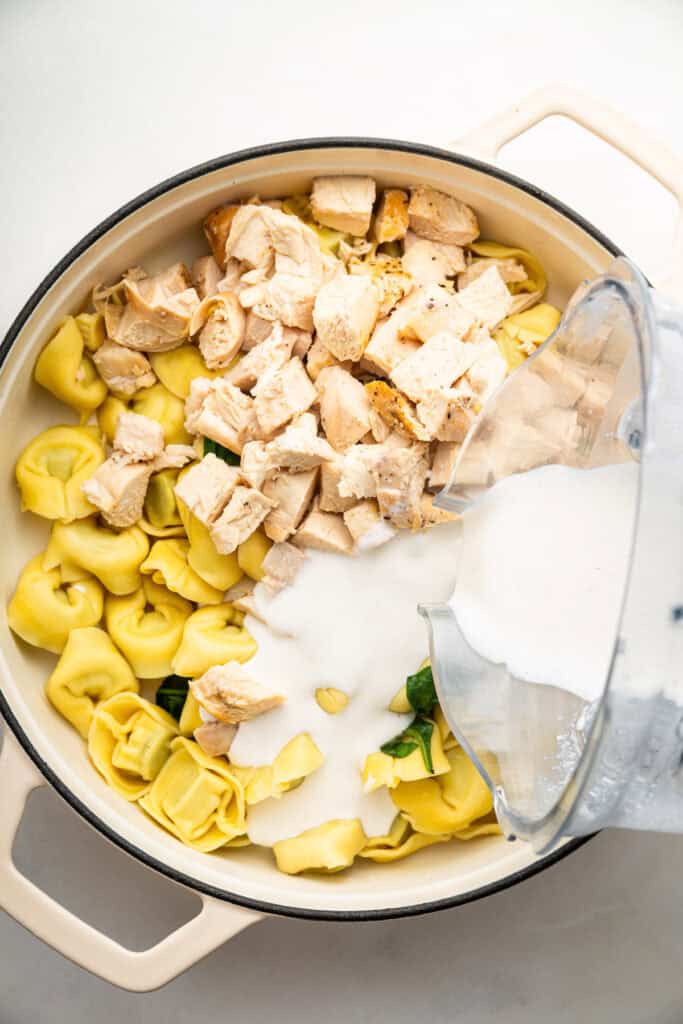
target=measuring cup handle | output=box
[454,85,683,300]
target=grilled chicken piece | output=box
[402,231,466,286]
[265,414,335,473]
[253,358,317,436]
[420,492,457,527]
[82,458,153,528]
[310,176,376,236]
[294,505,354,554]
[203,205,240,269]
[185,377,257,453]
[190,292,246,370]
[408,186,479,246]
[365,381,430,441]
[114,411,165,462]
[457,256,527,290]
[373,189,409,243]
[343,499,396,549]
[174,453,240,526]
[260,541,305,592]
[316,366,372,450]
[210,486,276,555]
[227,322,295,392]
[456,265,512,329]
[191,255,224,300]
[150,444,197,472]
[390,331,478,403]
[372,444,429,529]
[92,340,156,396]
[416,389,475,443]
[263,467,319,542]
[243,311,274,351]
[428,441,460,490]
[240,274,318,331]
[305,337,352,381]
[313,274,380,363]
[108,270,200,352]
[361,297,422,376]
[193,721,237,757]
[318,460,357,513]
[191,662,284,724]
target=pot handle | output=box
[0,727,261,992]
[455,85,683,299]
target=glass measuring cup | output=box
[421,257,683,854]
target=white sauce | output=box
[448,462,638,702]
[230,523,461,845]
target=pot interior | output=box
[0,142,615,915]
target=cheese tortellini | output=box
[43,518,149,595]
[149,345,220,399]
[141,538,224,605]
[16,426,105,522]
[232,734,324,805]
[98,383,190,445]
[176,495,243,592]
[237,529,271,582]
[46,626,139,738]
[7,554,104,653]
[273,819,367,875]
[105,578,192,678]
[362,726,451,792]
[34,317,107,414]
[172,603,257,678]
[139,737,246,852]
[141,469,185,537]
[390,747,495,836]
[358,815,450,863]
[89,692,179,800]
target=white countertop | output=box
[2,0,683,1019]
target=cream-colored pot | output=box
[2,87,682,993]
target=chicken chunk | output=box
[108,274,200,352]
[390,332,478,403]
[193,721,237,757]
[288,327,314,359]
[343,499,396,550]
[365,381,430,441]
[372,444,429,529]
[203,204,240,269]
[335,444,383,500]
[457,256,527,291]
[416,390,475,442]
[294,505,354,554]
[306,337,352,381]
[373,189,410,243]
[190,662,284,724]
[151,444,198,472]
[210,485,276,555]
[265,415,335,472]
[263,468,319,542]
[456,265,512,329]
[174,453,240,525]
[361,296,422,376]
[227,322,295,391]
[466,336,508,402]
[253,358,317,435]
[402,231,466,286]
[310,176,376,236]
[189,292,246,370]
[191,255,223,300]
[240,440,271,489]
[226,203,330,284]
[408,186,479,246]
[240,273,318,331]
[114,411,165,462]
[92,340,156,396]
[316,366,372,450]
[184,377,258,453]
[313,274,380,362]
[82,458,153,529]
[400,283,475,343]
[420,492,457,527]
[319,460,357,513]
[348,255,413,318]
[225,205,273,269]
[428,441,460,490]
[243,311,274,351]
[260,541,306,592]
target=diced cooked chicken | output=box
[306,337,351,381]
[189,292,246,370]
[402,231,466,285]
[260,541,305,592]
[226,204,330,282]
[316,366,372,450]
[318,460,357,513]
[265,414,335,473]
[310,176,376,236]
[457,256,527,291]
[225,205,273,269]
[335,444,383,500]
[107,271,200,353]
[224,576,256,605]
[243,311,274,351]
[420,492,457,527]
[373,189,410,243]
[240,440,271,489]
[343,499,396,550]
[428,441,460,490]
[365,381,430,441]
[287,327,314,359]
[92,340,156,396]
[361,295,422,376]
[416,390,475,442]
[240,274,318,331]
[190,662,284,724]
[294,505,354,554]
[390,332,478,403]
[400,283,475,343]
[466,336,508,402]
[313,274,380,362]
[371,443,429,529]
[82,458,153,529]
[210,485,276,555]
[368,406,391,443]
[184,377,258,453]
[150,444,198,472]
[191,255,224,300]
[456,265,512,329]
[408,186,479,246]
[263,468,319,542]
[174,453,240,525]
[114,411,165,462]
[193,721,237,757]
[347,254,413,318]
[253,358,317,436]
[227,322,295,391]
[203,204,240,269]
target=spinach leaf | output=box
[381,716,435,773]
[203,437,240,466]
[156,674,190,721]
[406,665,437,716]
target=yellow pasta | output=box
[237,529,272,581]
[34,317,107,414]
[149,346,220,399]
[105,578,192,679]
[88,692,179,800]
[315,687,349,714]
[390,747,493,836]
[495,303,562,370]
[232,734,324,805]
[46,626,139,738]
[388,684,411,713]
[172,603,256,678]
[178,691,204,737]
[141,538,224,605]
[468,240,546,298]
[359,815,451,863]
[75,312,105,352]
[15,425,105,523]
[176,495,243,592]
[139,737,246,852]
[362,724,451,792]
[273,819,367,875]
[143,469,185,535]
[43,517,149,595]
[98,383,191,445]
[7,554,103,653]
